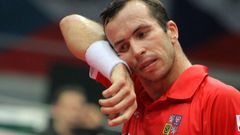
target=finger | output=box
[108,101,137,126]
[108,113,119,120]
[102,79,125,98]
[100,93,135,114]
[99,86,130,107]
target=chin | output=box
[142,69,167,82]
[140,73,160,82]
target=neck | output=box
[140,43,192,100]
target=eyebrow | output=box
[114,39,125,47]
[113,24,150,46]
[134,24,150,34]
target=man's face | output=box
[105,1,176,82]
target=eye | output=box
[136,31,147,39]
[116,43,129,53]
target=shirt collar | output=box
[165,65,208,100]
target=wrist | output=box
[85,40,130,80]
[110,63,131,82]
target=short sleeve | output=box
[210,87,240,135]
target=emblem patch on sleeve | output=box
[237,115,240,132]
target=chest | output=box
[122,98,205,135]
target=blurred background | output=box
[0,0,239,134]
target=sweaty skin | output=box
[105,1,191,100]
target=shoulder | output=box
[200,76,240,111]
[199,77,240,134]
[201,76,239,99]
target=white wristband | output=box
[85,40,130,80]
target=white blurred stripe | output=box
[0,105,50,133]
[0,71,49,102]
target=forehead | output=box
[105,1,156,42]
[109,1,152,23]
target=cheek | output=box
[163,41,175,59]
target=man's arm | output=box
[59,14,137,126]
[60,14,104,61]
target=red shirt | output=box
[95,65,240,135]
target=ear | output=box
[166,20,179,45]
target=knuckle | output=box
[125,88,131,95]
[132,93,137,99]
[129,93,136,101]
[105,90,111,95]
[104,90,112,97]
[112,106,120,113]
[118,78,126,86]
[133,103,138,110]
[134,101,138,107]
[128,96,135,104]
[101,99,108,105]
[108,99,115,106]
[103,108,111,114]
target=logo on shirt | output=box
[162,114,182,135]
[237,115,240,132]
[163,123,172,134]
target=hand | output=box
[99,64,137,126]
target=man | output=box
[60,0,240,134]
[39,86,120,135]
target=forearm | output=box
[60,14,129,80]
[59,15,137,126]
[59,14,105,61]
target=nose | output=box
[131,40,146,58]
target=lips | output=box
[139,57,157,72]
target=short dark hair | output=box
[100,0,170,31]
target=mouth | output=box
[139,58,158,72]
